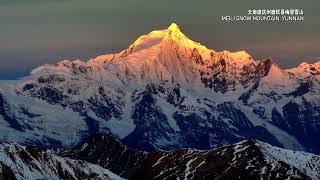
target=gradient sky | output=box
[0,0,319,79]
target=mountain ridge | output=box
[61,133,320,180]
[0,141,124,180]
[1,133,320,180]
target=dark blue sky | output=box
[1,0,319,79]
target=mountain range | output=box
[1,133,319,179]
[0,23,319,157]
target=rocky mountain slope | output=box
[0,23,319,154]
[0,141,124,180]
[2,134,319,180]
[62,134,320,180]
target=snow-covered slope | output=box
[258,141,320,179]
[0,23,319,154]
[0,142,124,180]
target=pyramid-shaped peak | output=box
[116,23,208,59]
[167,23,181,32]
[163,23,190,42]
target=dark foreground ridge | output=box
[1,133,319,179]
[0,140,123,180]
[61,133,320,180]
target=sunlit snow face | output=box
[0,0,319,79]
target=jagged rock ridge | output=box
[62,134,320,180]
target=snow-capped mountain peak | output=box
[167,22,180,32]
[117,22,209,59]
[29,23,264,90]
[162,22,199,47]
